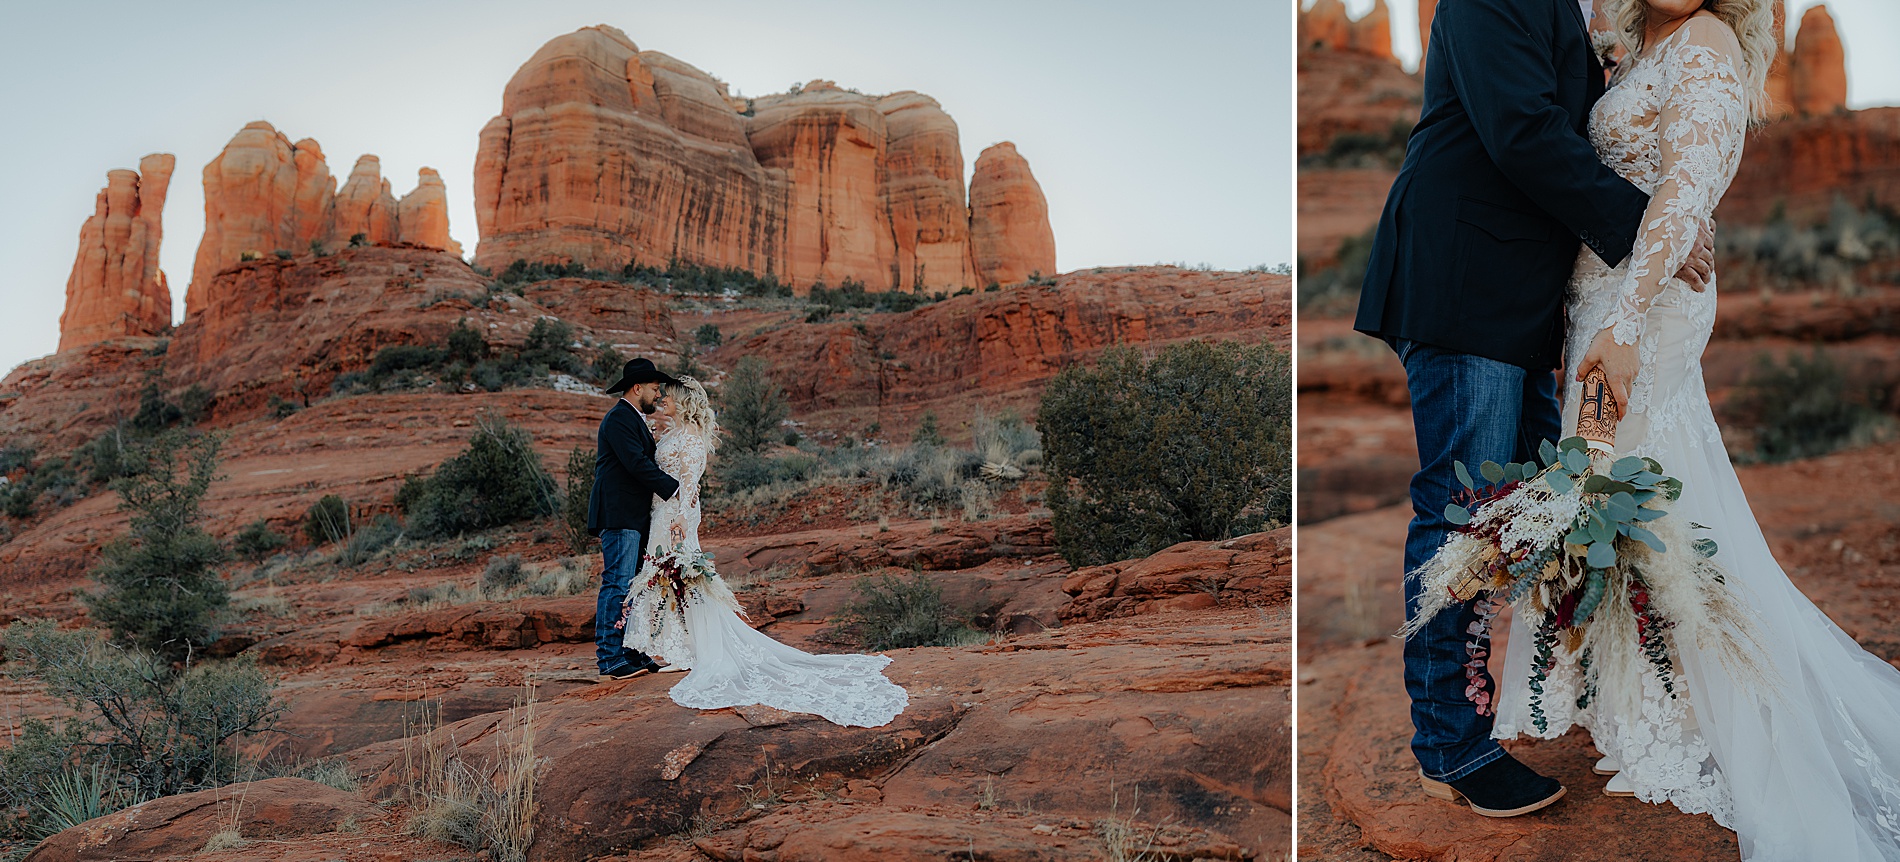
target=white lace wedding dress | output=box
[621,423,909,728]
[1493,16,1900,860]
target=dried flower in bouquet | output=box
[1403,372,1770,732]
[619,544,743,632]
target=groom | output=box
[1354,0,1713,816]
[587,357,682,681]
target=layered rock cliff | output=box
[1719,106,1900,224]
[57,154,175,352]
[471,25,1054,294]
[711,266,1290,433]
[186,122,462,316]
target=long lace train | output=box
[671,598,908,728]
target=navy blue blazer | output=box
[1355,0,1649,370]
[586,400,680,536]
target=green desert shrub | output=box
[0,621,282,838]
[481,554,528,595]
[1719,195,1900,294]
[590,345,623,385]
[82,431,231,663]
[335,514,403,567]
[232,519,289,562]
[1297,226,1376,317]
[446,319,487,365]
[520,317,583,376]
[304,494,352,545]
[397,414,558,538]
[825,571,979,650]
[3,449,87,520]
[880,444,981,508]
[562,446,595,552]
[632,258,790,297]
[720,357,790,457]
[692,323,723,347]
[911,412,946,448]
[1726,347,1893,462]
[1307,119,1415,170]
[1039,340,1292,567]
[129,381,185,433]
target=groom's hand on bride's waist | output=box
[1672,221,1716,292]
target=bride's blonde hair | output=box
[1601,0,1776,124]
[666,376,719,451]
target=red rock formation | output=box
[1061,528,1291,622]
[188,122,333,315]
[968,142,1056,285]
[880,91,979,291]
[188,123,463,315]
[749,81,898,289]
[710,267,1290,433]
[1301,0,1353,52]
[57,154,175,352]
[1419,0,1437,60]
[397,167,463,257]
[333,154,399,246]
[1354,0,1394,59]
[168,247,676,415]
[471,25,1054,294]
[1791,3,1847,116]
[1300,0,1394,60]
[333,607,1289,862]
[1297,44,1421,159]
[1719,107,1900,224]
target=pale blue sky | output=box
[1331,0,1899,102]
[0,1,1295,374]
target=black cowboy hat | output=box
[604,358,682,395]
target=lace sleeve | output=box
[654,430,707,547]
[1606,19,1748,345]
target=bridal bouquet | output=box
[1404,424,1767,732]
[626,545,745,633]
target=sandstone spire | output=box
[969,142,1057,287]
[334,155,400,246]
[187,122,334,316]
[1791,4,1847,116]
[1353,0,1393,60]
[398,168,464,257]
[188,123,463,317]
[1299,0,1394,61]
[58,154,176,352]
[1301,0,1353,53]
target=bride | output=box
[618,376,909,729]
[1493,0,1900,858]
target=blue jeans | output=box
[1393,338,1560,781]
[596,528,653,674]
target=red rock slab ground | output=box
[18,576,1288,860]
[304,606,1289,862]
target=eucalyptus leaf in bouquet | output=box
[1403,435,1768,733]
